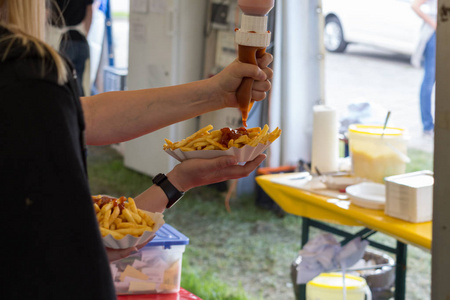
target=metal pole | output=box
[395,241,407,300]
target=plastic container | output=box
[306,273,372,300]
[348,124,409,183]
[384,171,434,223]
[110,224,189,295]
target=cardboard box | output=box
[384,171,433,223]
[111,224,189,294]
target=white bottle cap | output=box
[240,15,268,32]
[235,30,271,47]
[235,14,271,47]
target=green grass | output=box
[406,148,434,173]
[181,264,252,300]
[87,145,433,300]
[87,146,152,196]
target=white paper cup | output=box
[102,211,165,249]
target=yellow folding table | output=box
[256,173,432,300]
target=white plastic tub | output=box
[348,124,408,183]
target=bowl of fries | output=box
[163,124,281,162]
[93,195,165,249]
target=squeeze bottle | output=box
[235,0,274,127]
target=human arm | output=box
[83,4,93,35]
[133,154,266,213]
[412,0,437,30]
[81,53,273,145]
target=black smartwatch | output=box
[152,173,184,208]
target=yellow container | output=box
[348,124,408,183]
[306,273,371,300]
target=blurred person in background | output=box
[48,0,94,96]
[1,0,272,299]
[411,0,438,136]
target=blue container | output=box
[111,224,189,295]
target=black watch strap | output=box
[152,173,184,208]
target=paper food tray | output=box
[102,211,165,249]
[165,142,271,163]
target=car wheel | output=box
[324,16,347,53]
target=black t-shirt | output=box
[0,26,116,299]
[54,0,94,26]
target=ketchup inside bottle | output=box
[236,45,266,127]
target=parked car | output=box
[321,0,425,56]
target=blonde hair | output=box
[0,0,68,84]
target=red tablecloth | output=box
[117,288,202,300]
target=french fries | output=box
[92,195,155,240]
[163,124,281,152]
